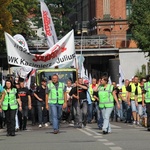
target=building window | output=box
[126,28,132,40]
[126,0,132,18]
[103,0,110,19]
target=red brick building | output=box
[74,0,137,48]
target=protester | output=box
[34,78,48,128]
[29,83,37,126]
[46,74,67,134]
[69,78,88,128]
[0,79,22,136]
[142,75,150,131]
[128,76,140,125]
[62,80,73,123]
[96,76,120,134]
[0,83,4,129]
[14,82,20,131]
[120,79,132,123]
[18,78,31,130]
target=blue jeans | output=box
[49,103,62,131]
[87,103,93,123]
[79,101,88,126]
[97,106,103,128]
[101,107,113,132]
[72,102,80,125]
[116,101,123,120]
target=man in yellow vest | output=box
[142,75,150,131]
[46,74,67,134]
[128,76,140,125]
[89,78,97,123]
[120,79,132,123]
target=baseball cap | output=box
[84,80,89,84]
[41,78,47,82]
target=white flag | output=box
[13,34,29,53]
[119,65,125,88]
[40,1,57,47]
[48,30,75,68]
[5,30,73,69]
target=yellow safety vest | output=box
[2,88,18,110]
[47,82,65,104]
[121,85,127,100]
[136,86,142,102]
[89,84,97,101]
[98,84,114,108]
[130,83,140,100]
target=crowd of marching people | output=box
[0,73,150,136]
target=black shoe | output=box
[15,128,19,132]
[6,132,11,136]
[23,128,27,130]
[53,130,59,134]
[147,127,150,131]
[99,127,102,130]
[11,132,15,136]
[103,131,108,134]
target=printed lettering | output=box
[8,56,19,64]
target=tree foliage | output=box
[8,0,38,37]
[0,0,12,52]
[44,0,76,37]
[0,0,38,53]
[129,0,150,55]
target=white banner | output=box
[40,1,58,47]
[5,30,74,69]
[13,34,30,53]
[48,30,75,68]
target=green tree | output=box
[44,0,76,37]
[8,0,38,38]
[0,0,12,53]
[129,0,150,56]
[0,0,38,53]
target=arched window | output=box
[103,28,111,37]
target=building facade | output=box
[74,0,136,48]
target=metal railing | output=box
[27,36,135,49]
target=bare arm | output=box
[77,84,88,90]
[28,95,32,109]
[0,91,6,103]
[33,93,43,101]
[142,93,145,107]
[112,91,120,109]
[45,93,49,110]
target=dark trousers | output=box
[37,104,48,124]
[4,106,16,134]
[146,103,150,128]
[18,106,28,130]
[31,105,38,125]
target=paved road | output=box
[0,121,150,150]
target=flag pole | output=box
[74,56,79,105]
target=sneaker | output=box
[103,131,108,134]
[45,123,48,127]
[133,121,136,125]
[39,124,42,128]
[53,130,59,134]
